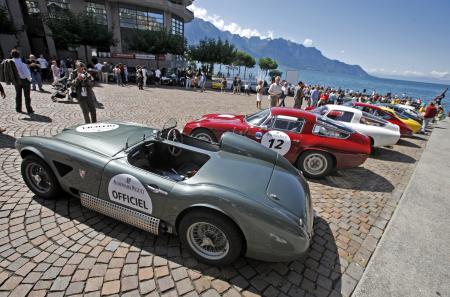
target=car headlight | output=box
[312,125,349,139]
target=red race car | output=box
[183,108,371,178]
[345,102,413,136]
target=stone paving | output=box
[0,83,429,297]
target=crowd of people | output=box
[0,50,446,135]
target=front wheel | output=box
[297,150,333,179]
[21,155,63,199]
[191,128,217,143]
[179,211,242,266]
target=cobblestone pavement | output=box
[0,84,429,297]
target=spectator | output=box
[28,55,44,92]
[232,77,238,94]
[51,60,60,86]
[421,102,437,134]
[279,82,288,107]
[69,62,97,123]
[155,67,161,86]
[119,64,126,86]
[0,82,6,133]
[60,60,68,78]
[11,49,34,114]
[318,91,329,106]
[37,54,49,82]
[256,80,264,109]
[142,66,148,87]
[268,76,282,108]
[124,65,128,84]
[237,77,242,95]
[199,72,206,92]
[293,81,304,109]
[136,66,144,90]
[244,81,250,96]
[101,62,110,84]
[310,87,320,107]
[94,60,103,80]
[113,65,122,86]
[221,77,227,93]
[185,69,192,89]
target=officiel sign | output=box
[108,174,153,214]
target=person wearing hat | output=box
[69,62,97,123]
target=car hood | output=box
[198,114,245,124]
[54,122,157,157]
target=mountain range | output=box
[185,18,369,77]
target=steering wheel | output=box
[167,128,183,157]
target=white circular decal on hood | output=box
[76,123,119,133]
[261,131,292,155]
[108,174,153,214]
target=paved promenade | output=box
[0,84,429,297]
[353,119,450,297]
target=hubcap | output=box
[26,163,52,194]
[303,153,328,176]
[187,222,229,260]
[194,133,213,143]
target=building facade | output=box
[0,0,193,67]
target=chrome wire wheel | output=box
[194,132,213,143]
[25,162,52,194]
[187,222,230,260]
[303,153,328,176]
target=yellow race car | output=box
[380,106,422,133]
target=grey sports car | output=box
[16,120,313,265]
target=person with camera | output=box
[69,62,97,123]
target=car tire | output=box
[21,155,63,199]
[179,210,243,266]
[191,129,217,143]
[297,150,333,179]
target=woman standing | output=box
[256,80,264,109]
[136,66,144,90]
[69,62,97,124]
[51,61,60,85]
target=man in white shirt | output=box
[268,76,282,107]
[37,54,49,81]
[142,66,148,87]
[11,49,34,114]
[155,68,161,86]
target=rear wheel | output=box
[179,210,242,266]
[191,128,217,143]
[297,151,333,179]
[21,155,63,199]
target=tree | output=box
[258,57,278,78]
[242,53,256,80]
[188,38,237,76]
[0,5,16,34]
[269,69,283,78]
[46,10,116,60]
[130,29,187,67]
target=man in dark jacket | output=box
[69,62,97,123]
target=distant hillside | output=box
[185,18,369,77]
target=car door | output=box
[98,156,175,220]
[247,115,305,163]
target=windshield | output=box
[124,125,157,149]
[245,109,271,126]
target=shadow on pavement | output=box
[396,139,421,148]
[34,195,342,296]
[0,133,16,149]
[371,147,416,164]
[318,167,394,193]
[21,113,52,123]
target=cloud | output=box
[188,4,274,39]
[340,50,345,54]
[303,38,314,47]
[430,70,449,79]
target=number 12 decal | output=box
[261,131,292,155]
[268,139,285,149]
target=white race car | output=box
[313,105,400,147]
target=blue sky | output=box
[188,0,450,82]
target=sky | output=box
[188,0,450,83]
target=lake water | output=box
[293,69,450,111]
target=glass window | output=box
[272,117,304,133]
[326,110,354,122]
[245,109,270,126]
[172,16,183,35]
[25,1,40,15]
[47,0,70,9]
[86,2,107,25]
[119,6,163,30]
[360,112,387,127]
